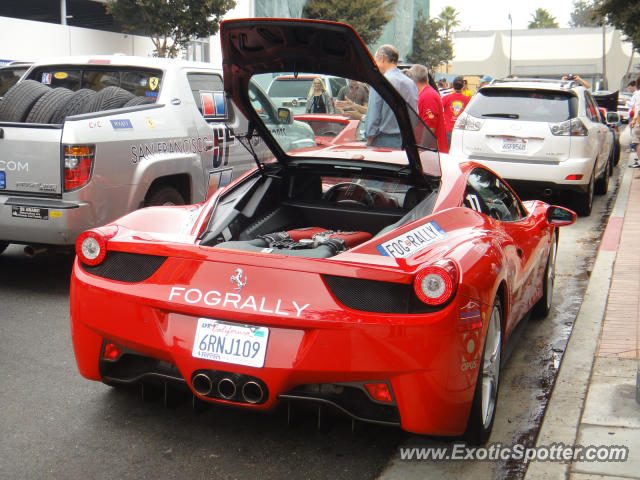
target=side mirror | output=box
[546,205,576,227]
[277,107,293,125]
[606,111,620,125]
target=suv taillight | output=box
[454,113,484,131]
[64,145,95,191]
[549,118,587,136]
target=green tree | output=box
[106,0,236,57]
[569,0,601,27]
[438,6,460,42]
[407,10,452,71]
[599,0,640,49]
[302,0,396,46]
[528,8,559,29]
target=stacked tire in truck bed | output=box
[0,80,153,123]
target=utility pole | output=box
[602,24,608,90]
[60,0,67,25]
[508,13,513,76]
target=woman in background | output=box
[305,78,335,114]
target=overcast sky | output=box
[428,0,584,31]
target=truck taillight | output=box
[64,145,95,191]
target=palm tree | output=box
[438,6,461,41]
[528,8,559,29]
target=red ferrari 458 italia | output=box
[70,19,576,444]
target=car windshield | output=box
[249,72,438,160]
[468,88,578,122]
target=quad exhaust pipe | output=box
[191,371,266,404]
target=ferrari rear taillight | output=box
[75,226,117,266]
[64,145,95,191]
[414,260,459,306]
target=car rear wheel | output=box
[144,185,185,206]
[533,231,557,318]
[465,297,502,445]
[574,171,594,217]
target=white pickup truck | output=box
[0,55,315,256]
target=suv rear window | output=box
[467,88,578,122]
[268,78,314,97]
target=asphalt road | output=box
[0,160,623,480]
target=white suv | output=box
[450,78,614,216]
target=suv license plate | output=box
[502,137,527,152]
[192,318,269,368]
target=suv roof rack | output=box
[488,77,579,89]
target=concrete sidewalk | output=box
[525,152,640,479]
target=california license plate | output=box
[501,137,527,152]
[192,318,269,368]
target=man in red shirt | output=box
[406,64,448,152]
[442,76,470,148]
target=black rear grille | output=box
[81,251,167,282]
[322,275,440,314]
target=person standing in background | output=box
[406,64,448,153]
[364,44,418,148]
[461,79,473,98]
[442,76,470,148]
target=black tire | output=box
[86,86,134,113]
[574,170,594,217]
[25,87,74,124]
[0,241,9,255]
[465,297,502,445]
[613,139,621,166]
[0,80,51,122]
[595,157,609,195]
[123,95,154,107]
[144,185,185,206]
[59,88,97,120]
[533,231,557,318]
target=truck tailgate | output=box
[0,125,63,195]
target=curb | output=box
[524,155,635,479]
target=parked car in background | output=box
[450,78,614,216]
[618,91,632,123]
[266,74,347,114]
[0,55,315,257]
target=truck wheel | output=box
[59,89,97,120]
[123,96,154,107]
[0,242,8,255]
[0,80,51,122]
[25,87,74,124]
[145,186,185,206]
[87,86,134,112]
